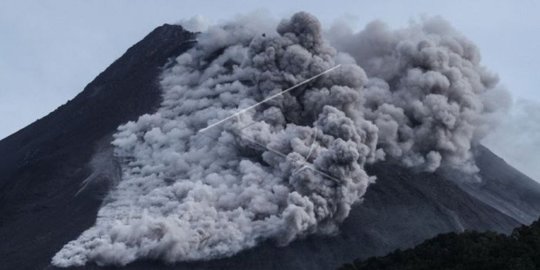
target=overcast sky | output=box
[1,0,539,179]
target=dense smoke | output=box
[328,18,508,173]
[52,12,508,267]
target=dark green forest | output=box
[340,218,540,270]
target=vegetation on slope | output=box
[340,218,540,270]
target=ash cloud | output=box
[328,17,509,173]
[52,12,509,267]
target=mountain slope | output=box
[339,217,540,270]
[0,24,196,270]
[0,25,538,270]
[51,148,535,270]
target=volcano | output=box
[1,24,539,270]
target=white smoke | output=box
[52,12,509,267]
[177,15,211,33]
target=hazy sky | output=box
[1,0,539,179]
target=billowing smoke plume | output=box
[328,18,508,173]
[52,12,508,267]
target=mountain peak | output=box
[1,22,539,270]
[0,24,196,270]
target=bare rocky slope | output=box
[0,24,538,270]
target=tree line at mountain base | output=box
[340,218,540,270]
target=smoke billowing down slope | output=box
[52,12,509,267]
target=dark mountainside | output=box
[0,25,196,270]
[339,217,540,270]
[0,25,539,270]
